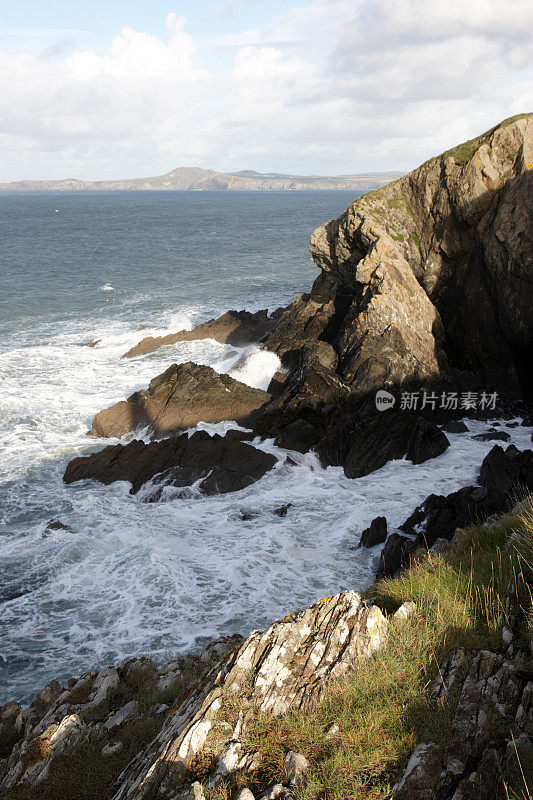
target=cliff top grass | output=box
[207,502,533,800]
[430,112,532,167]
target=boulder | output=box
[90,362,271,438]
[359,516,388,548]
[376,534,417,580]
[123,309,278,358]
[64,431,278,497]
[405,418,450,464]
[273,503,292,517]
[479,444,533,511]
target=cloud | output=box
[0,1,531,181]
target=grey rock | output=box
[284,751,310,787]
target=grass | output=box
[432,112,532,167]
[205,504,532,800]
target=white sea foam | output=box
[226,346,282,391]
[99,284,116,292]
[0,307,531,704]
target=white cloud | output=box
[0,1,531,181]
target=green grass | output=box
[433,112,532,166]
[206,505,532,800]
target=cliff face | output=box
[266,114,532,399]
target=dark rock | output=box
[284,456,297,466]
[406,418,450,465]
[340,408,416,479]
[123,309,277,358]
[440,419,469,433]
[43,519,76,536]
[359,516,388,548]
[479,444,533,511]
[376,534,416,580]
[505,421,519,428]
[273,503,292,517]
[63,431,278,497]
[90,362,271,438]
[274,419,320,453]
[224,429,255,442]
[473,430,511,442]
[239,510,258,521]
[400,486,490,548]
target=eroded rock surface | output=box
[123,309,281,359]
[257,115,532,465]
[63,430,278,497]
[111,592,388,799]
[90,362,270,438]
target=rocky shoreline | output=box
[2,114,532,797]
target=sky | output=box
[0,0,532,181]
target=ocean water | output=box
[1,190,531,704]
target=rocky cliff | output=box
[252,113,533,469]
[264,114,531,391]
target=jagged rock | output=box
[104,700,140,731]
[274,418,320,453]
[102,740,124,757]
[392,643,533,799]
[405,418,450,464]
[399,486,490,548]
[123,309,278,358]
[0,636,241,795]
[111,592,388,799]
[284,751,310,787]
[63,431,278,497]
[273,503,292,517]
[393,601,416,622]
[90,362,270,438]
[479,444,533,512]
[441,420,469,433]
[359,516,388,548]
[376,534,417,580]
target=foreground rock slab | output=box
[64,430,278,496]
[111,592,388,799]
[123,309,281,359]
[90,362,271,438]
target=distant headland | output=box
[0,166,403,192]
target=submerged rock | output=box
[90,362,270,438]
[63,430,278,496]
[123,309,279,358]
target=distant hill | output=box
[0,166,403,192]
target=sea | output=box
[1,190,531,704]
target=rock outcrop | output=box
[257,114,533,458]
[63,430,278,497]
[123,310,281,359]
[0,593,389,799]
[392,572,533,800]
[90,362,270,438]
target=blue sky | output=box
[0,0,531,181]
